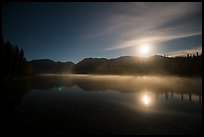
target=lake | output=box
[7,74,202,135]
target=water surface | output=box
[7,75,202,135]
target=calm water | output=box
[7,75,202,135]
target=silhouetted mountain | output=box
[75,58,109,74]
[30,59,75,74]
[30,55,202,77]
[74,55,202,76]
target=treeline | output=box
[1,39,33,79]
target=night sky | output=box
[2,2,202,63]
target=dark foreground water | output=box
[7,75,202,135]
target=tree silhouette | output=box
[187,53,189,58]
[2,39,33,79]
[20,48,24,58]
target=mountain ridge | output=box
[30,55,202,77]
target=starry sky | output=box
[2,2,202,63]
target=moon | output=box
[139,44,150,55]
[143,95,150,105]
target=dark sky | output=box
[2,2,202,63]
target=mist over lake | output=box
[7,74,202,135]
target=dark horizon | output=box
[29,52,202,64]
[2,39,202,77]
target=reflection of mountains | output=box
[32,75,202,95]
